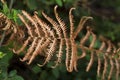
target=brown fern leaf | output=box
[69,40,78,72]
[108,56,114,80]
[78,27,92,59]
[52,38,64,68]
[15,6,92,72]
[18,14,34,37]
[114,48,120,80]
[73,16,93,39]
[33,12,51,38]
[13,37,31,54]
[53,6,72,71]
[15,5,90,72]
[69,8,75,38]
[20,37,38,62]
[0,13,17,33]
[27,38,46,64]
[107,42,116,80]
[8,5,120,79]
[99,38,114,80]
[42,11,63,38]
[39,38,57,66]
[86,31,96,72]
[97,41,106,77]
[22,11,41,37]
[69,8,78,72]
[0,12,25,46]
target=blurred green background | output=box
[0,0,120,80]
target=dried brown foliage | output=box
[0,5,120,80]
[0,12,24,46]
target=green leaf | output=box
[0,69,1,74]
[0,71,8,79]
[0,52,6,59]
[55,0,63,7]
[8,70,17,77]
[7,75,24,80]
[40,70,47,80]
[32,65,41,74]
[47,62,54,68]
[12,9,19,23]
[26,0,38,10]
[52,68,59,78]
[94,40,101,49]
[2,3,9,14]
[13,76,24,80]
[59,65,66,72]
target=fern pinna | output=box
[0,4,120,80]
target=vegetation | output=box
[0,0,120,80]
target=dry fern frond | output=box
[86,31,96,72]
[0,4,119,80]
[39,38,57,66]
[78,27,91,59]
[108,56,114,80]
[13,37,31,54]
[22,11,41,37]
[73,16,93,39]
[16,5,120,74]
[0,12,24,46]
[115,58,120,80]
[18,14,34,37]
[20,37,38,62]
[52,39,64,68]
[0,13,17,33]
[15,5,93,72]
[97,41,106,77]
[42,11,63,38]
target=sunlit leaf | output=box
[0,52,6,59]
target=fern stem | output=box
[9,0,14,11]
[0,30,6,48]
